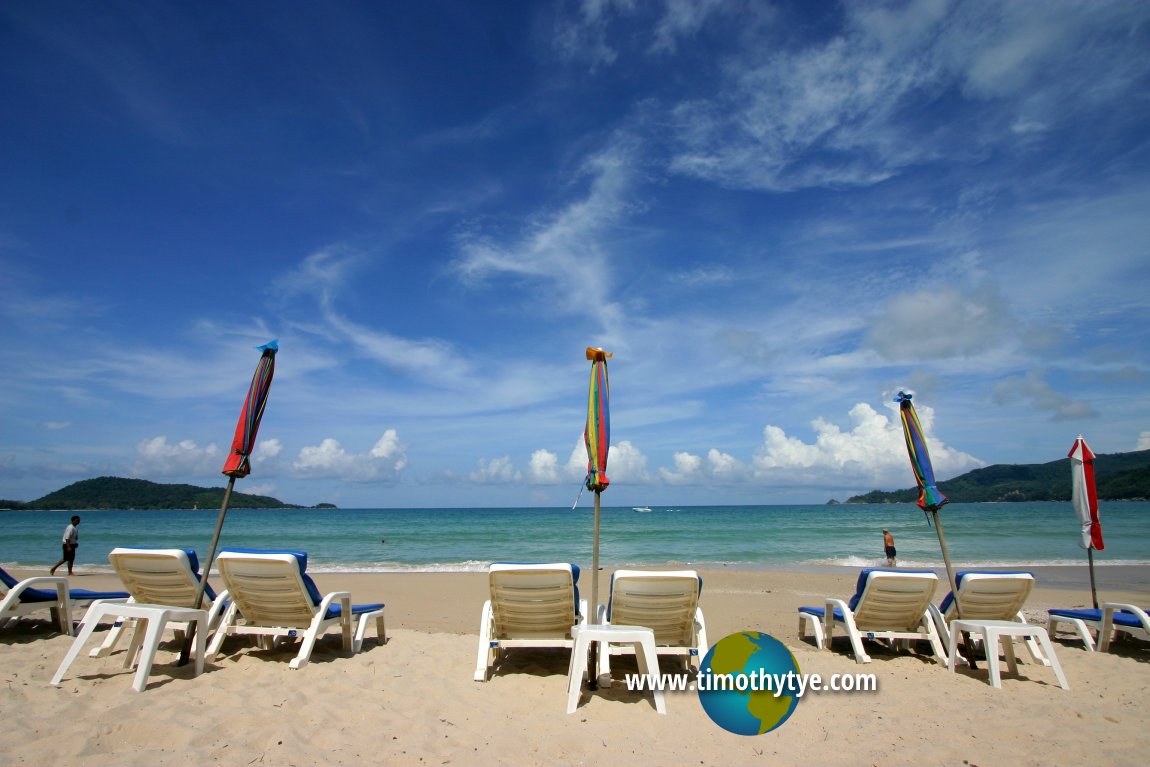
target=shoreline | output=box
[11,563,1149,636]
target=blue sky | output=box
[2,1,1149,508]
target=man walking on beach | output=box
[50,516,80,576]
[883,529,896,567]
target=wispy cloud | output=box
[451,134,640,339]
[991,371,1099,422]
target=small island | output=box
[0,477,331,511]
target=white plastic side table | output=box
[50,602,209,692]
[566,624,666,714]
[947,619,1069,690]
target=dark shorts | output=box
[61,543,76,563]
[885,546,896,558]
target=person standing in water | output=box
[50,515,81,576]
[882,528,896,567]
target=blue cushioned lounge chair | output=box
[87,548,231,662]
[594,569,707,683]
[928,571,1049,666]
[1048,603,1150,652]
[474,563,587,682]
[798,568,946,664]
[0,565,128,636]
[207,548,385,669]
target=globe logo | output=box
[697,631,801,735]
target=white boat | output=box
[632,506,652,513]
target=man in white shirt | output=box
[50,516,81,576]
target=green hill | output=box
[13,476,303,510]
[848,449,1150,504]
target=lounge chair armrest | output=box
[1101,603,1150,623]
[577,599,589,625]
[825,597,851,614]
[10,576,69,595]
[595,602,607,624]
[317,591,353,622]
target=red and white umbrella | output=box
[1068,435,1104,608]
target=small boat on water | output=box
[632,506,652,513]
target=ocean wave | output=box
[804,557,1150,568]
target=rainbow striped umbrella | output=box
[584,347,611,643]
[1068,435,1104,608]
[896,391,961,615]
[897,391,948,513]
[182,340,278,663]
[584,347,611,494]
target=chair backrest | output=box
[850,569,938,631]
[216,549,323,626]
[488,563,579,640]
[108,547,217,605]
[606,569,701,646]
[940,571,1034,621]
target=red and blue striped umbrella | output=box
[182,340,278,663]
[222,340,278,478]
[584,347,611,493]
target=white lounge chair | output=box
[594,569,707,683]
[474,563,587,682]
[1048,603,1150,652]
[207,548,386,669]
[928,571,1049,666]
[0,565,128,636]
[86,548,231,663]
[797,568,946,664]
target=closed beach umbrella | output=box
[1068,435,1104,608]
[584,347,612,627]
[895,391,962,616]
[181,340,278,663]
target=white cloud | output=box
[991,372,1098,422]
[469,456,521,484]
[527,449,561,484]
[605,440,651,483]
[753,402,982,487]
[292,431,407,482]
[243,483,277,497]
[659,448,750,485]
[1138,432,1150,451]
[131,436,221,477]
[42,421,71,430]
[255,438,283,459]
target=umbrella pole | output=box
[1087,547,1099,610]
[932,509,976,668]
[932,510,961,618]
[588,489,601,690]
[178,476,236,666]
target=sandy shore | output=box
[3,565,1148,766]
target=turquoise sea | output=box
[2,502,1147,573]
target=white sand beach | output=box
[2,567,1148,766]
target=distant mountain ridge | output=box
[847,449,1150,504]
[0,476,308,510]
